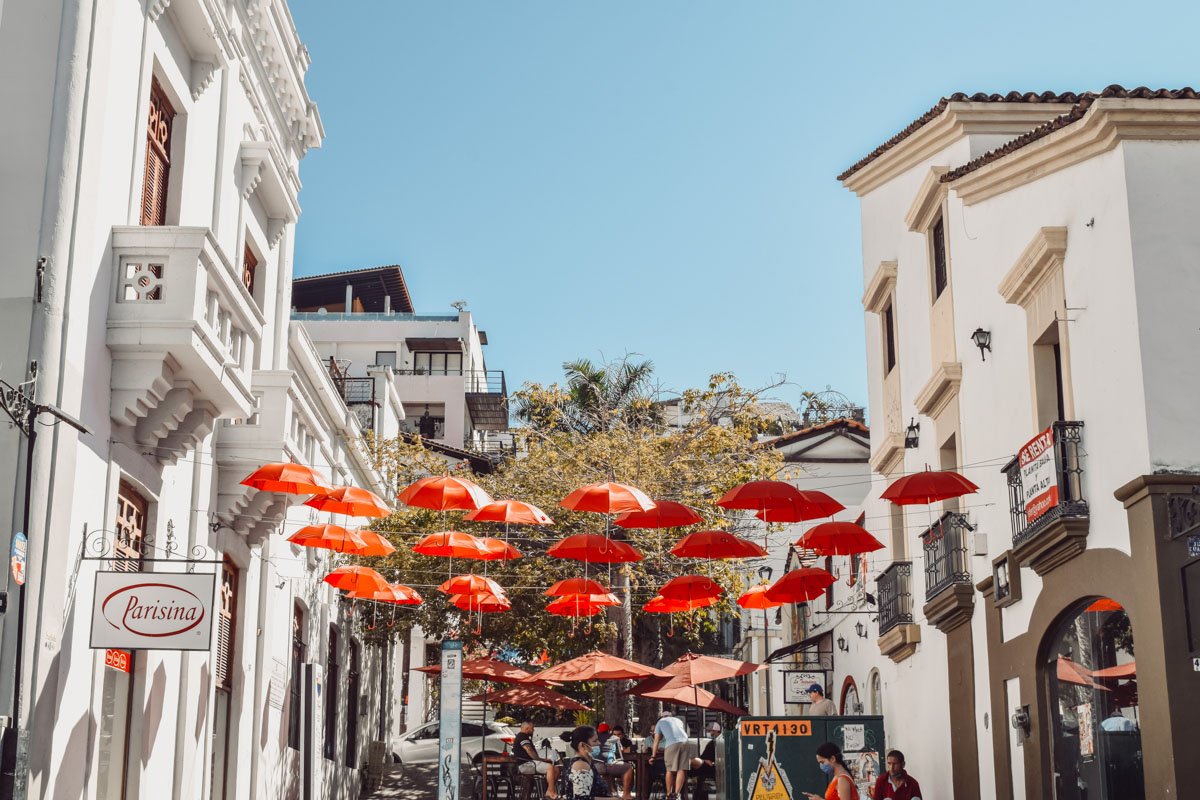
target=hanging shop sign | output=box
[89,571,215,651]
[782,670,826,704]
[1018,426,1059,523]
[11,531,27,586]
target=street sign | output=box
[437,640,464,800]
[1187,535,1200,558]
[10,531,27,586]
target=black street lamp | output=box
[971,328,992,361]
[904,418,920,449]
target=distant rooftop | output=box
[293,265,415,313]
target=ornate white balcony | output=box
[107,226,263,462]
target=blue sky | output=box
[288,0,1199,411]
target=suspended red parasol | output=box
[323,566,390,594]
[545,594,619,617]
[764,568,835,603]
[559,482,656,514]
[287,524,367,553]
[530,651,672,682]
[438,574,506,597]
[736,584,783,610]
[477,537,523,561]
[754,490,846,523]
[452,592,511,613]
[303,485,392,518]
[463,499,554,526]
[716,480,804,511]
[412,531,491,559]
[399,475,492,511]
[1086,598,1124,613]
[643,594,717,613]
[882,469,979,506]
[671,530,767,559]
[546,533,643,563]
[613,501,704,529]
[471,685,592,711]
[348,583,423,605]
[241,462,329,495]
[795,522,885,556]
[351,530,397,557]
[545,577,609,597]
[659,575,723,601]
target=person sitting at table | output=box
[595,723,634,800]
[514,719,560,800]
[567,725,611,800]
[688,722,721,800]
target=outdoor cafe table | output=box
[481,754,519,800]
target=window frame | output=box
[288,603,307,750]
[344,640,361,768]
[140,78,176,226]
[323,625,340,761]
[930,212,949,300]
[882,300,897,375]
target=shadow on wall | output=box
[50,713,93,800]
[141,661,166,765]
[194,661,210,741]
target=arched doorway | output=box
[1044,597,1141,800]
[839,676,860,715]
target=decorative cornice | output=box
[190,58,219,101]
[998,227,1067,306]
[914,362,963,418]
[870,433,905,475]
[922,584,976,634]
[242,0,324,157]
[267,218,287,249]
[877,623,921,663]
[240,160,263,200]
[862,261,898,313]
[904,166,951,233]
[148,0,172,22]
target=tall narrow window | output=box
[113,481,147,572]
[1033,324,1068,429]
[931,214,948,298]
[140,80,175,226]
[241,244,258,297]
[288,604,307,749]
[882,301,897,374]
[324,626,340,760]
[211,559,238,799]
[345,641,361,768]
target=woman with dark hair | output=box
[802,742,858,800]
[565,725,611,800]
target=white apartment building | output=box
[838,86,1200,800]
[0,1,412,797]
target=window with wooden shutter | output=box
[288,603,307,750]
[931,214,948,298]
[140,80,175,226]
[344,641,361,767]
[216,559,238,691]
[113,481,147,572]
[323,626,340,761]
[241,244,258,296]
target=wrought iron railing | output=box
[394,369,507,396]
[876,561,913,636]
[1002,420,1087,547]
[920,512,975,602]
[326,359,379,432]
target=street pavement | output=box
[363,762,475,800]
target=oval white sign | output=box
[101,582,207,638]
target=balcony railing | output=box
[1002,421,1087,547]
[291,311,460,322]
[877,561,914,636]
[394,368,506,393]
[920,512,975,602]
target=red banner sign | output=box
[1018,426,1058,523]
[105,649,131,673]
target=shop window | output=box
[1045,598,1142,800]
[140,79,175,226]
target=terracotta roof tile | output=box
[941,85,1200,183]
[763,417,869,448]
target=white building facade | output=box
[0,1,409,797]
[839,86,1200,799]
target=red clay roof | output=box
[941,85,1200,183]
[765,417,869,448]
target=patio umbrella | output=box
[412,531,491,559]
[627,680,746,716]
[663,652,764,684]
[658,575,723,601]
[736,585,783,610]
[795,522,884,556]
[399,475,492,511]
[643,594,718,613]
[438,574,505,596]
[559,482,656,514]
[764,568,836,604]
[547,533,643,563]
[348,583,423,605]
[463,499,554,526]
[614,501,703,529]
[1092,661,1136,679]
[545,577,609,597]
[671,530,767,560]
[417,657,539,683]
[241,462,329,495]
[478,537,523,561]
[303,485,391,518]
[882,469,979,506]
[1056,656,1109,690]
[530,650,673,682]
[323,566,389,594]
[287,524,367,553]
[753,490,846,523]
[471,684,592,711]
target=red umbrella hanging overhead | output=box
[559,482,656,514]
[303,485,392,518]
[882,469,979,506]
[545,594,619,617]
[471,684,592,711]
[323,566,390,594]
[736,585,783,610]
[351,530,397,557]
[671,530,767,560]
[643,594,718,613]
[348,583,423,605]
[530,651,672,682]
[412,531,491,559]
[796,522,885,556]
[463,499,554,526]
[546,533,643,563]
[399,475,492,511]
[754,490,846,523]
[659,575,723,601]
[438,574,506,597]
[241,462,329,495]
[545,577,609,597]
[716,480,804,510]
[288,524,367,553]
[764,568,836,604]
[452,592,511,613]
[614,501,704,529]
[478,538,523,560]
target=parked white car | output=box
[392,720,516,765]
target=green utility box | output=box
[716,716,885,800]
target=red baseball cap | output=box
[597,723,610,733]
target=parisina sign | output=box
[90,571,216,650]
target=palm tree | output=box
[515,356,661,434]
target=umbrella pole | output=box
[763,608,771,715]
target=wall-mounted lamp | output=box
[836,635,849,652]
[971,328,992,361]
[904,418,920,449]
[854,621,868,639]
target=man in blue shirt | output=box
[650,710,690,800]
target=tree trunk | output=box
[604,568,633,728]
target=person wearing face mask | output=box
[802,742,858,800]
[592,723,634,800]
[567,726,611,800]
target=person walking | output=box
[870,750,922,800]
[650,709,690,800]
[514,719,561,800]
[806,684,837,716]
[802,742,858,800]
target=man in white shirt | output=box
[650,710,690,800]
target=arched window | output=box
[868,669,882,715]
[1045,597,1142,800]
